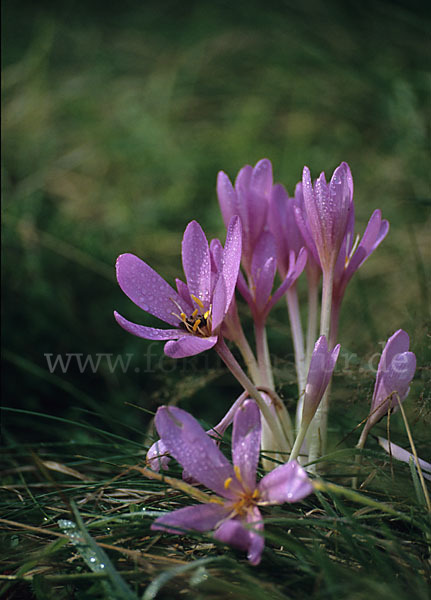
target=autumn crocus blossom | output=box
[289,336,340,461]
[301,336,340,427]
[357,329,416,448]
[236,230,307,323]
[151,400,313,565]
[333,209,389,306]
[217,159,274,276]
[114,217,242,359]
[302,162,353,274]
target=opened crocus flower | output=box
[217,159,274,276]
[151,400,313,565]
[357,329,416,449]
[114,217,242,359]
[301,162,353,275]
[289,336,340,462]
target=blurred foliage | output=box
[1,1,431,598]
[2,0,430,451]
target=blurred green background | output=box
[2,0,430,449]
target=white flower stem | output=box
[215,338,289,454]
[254,320,275,389]
[254,320,293,469]
[352,427,369,489]
[319,268,334,340]
[305,274,319,368]
[289,420,310,463]
[307,267,334,470]
[234,327,261,385]
[285,287,307,429]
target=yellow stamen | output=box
[203,310,210,320]
[224,477,232,490]
[191,308,199,318]
[234,465,243,483]
[180,312,187,321]
[191,295,204,309]
[192,319,201,332]
[252,489,259,499]
[345,233,361,267]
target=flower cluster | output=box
[115,159,417,564]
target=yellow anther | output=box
[234,465,243,483]
[191,308,199,318]
[191,294,204,309]
[192,319,201,332]
[180,312,187,321]
[203,310,210,320]
[224,477,232,490]
[252,489,259,499]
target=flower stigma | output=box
[223,466,260,517]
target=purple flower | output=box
[333,209,389,303]
[217,159,274,275]
[146,392,249,473]
[151,400,313,565]
[268,183,305,278]
[114,217,242,359]
[302,336,340,426]
[236,230,307,323]
[360,330,416,442]
[302,162,353,274]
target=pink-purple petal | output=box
[259,460,313,504]
[237,271,253,305]
[217,171,237,229]
[210,238,224,275]
[146,439,170,471]
[164,335,218,359]
[211,276,227,332]
[245,507,265,566]
[221,216,243,314]
[377,437,431,480]
[235,164,253,191]
[255,257,276,314]
[267,248,307,312]
[251,232,276,284]
[302,337,340,423]
[375,330,410,393]
[345,210,389,280]
[114,312,181,340]
[116,253,187,326]
[293,185,321,268]
[214,507,264,565]
[175,278,192,306]
[155,406,236,497]
[232,400,261,491]
[379,351,416,404]
[182,221,211,307]
[152,503,228,534]
[268,185,290,274]
[251,158,273,197]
